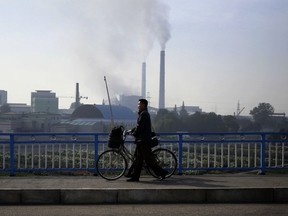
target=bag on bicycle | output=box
[150,131,159,148]
[108,126,124,148]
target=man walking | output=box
[127,99,168,182]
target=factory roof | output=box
[96,104,136,120]
[71,104,136,120]
[71,105,104,119]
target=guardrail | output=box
[0,132,288,176]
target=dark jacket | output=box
[132,108,152,144]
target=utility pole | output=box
[104,76,114,127]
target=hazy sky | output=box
[0,0,287,115]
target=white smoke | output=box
[138,0,171,58]
[55,0,171,100]
[144,0,171,51]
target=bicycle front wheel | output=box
[148,148,178,179]
[96,149,127,180]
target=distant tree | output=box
[203,112,227,132]
[186,112,205,132]
[154,104,281,132]
[187,112,226,132]
[153,109,180,132]
[222,115,239,132]
[238,118,261,132]
[250,103,274,127]
[277,118,288,132]
[153,109,170,123]
[0,104,11,113]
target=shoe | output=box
[159,170,169,181]
[126,178,139,182]
[124,173,132,178]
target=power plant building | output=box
[31,90,59,114]
[8,103,31,114]
[119,95,140,112]
[53,104,137,133]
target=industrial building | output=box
[0,47,205,133]
[0,90,7,106]
[31,90,59,114]
[0,112,61,133]
[52,104,137,133]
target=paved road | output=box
[1,204,288,216]
[1,173,288,189]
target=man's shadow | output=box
[137,175,228,188]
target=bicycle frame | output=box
[117,141,135,166]
[96,130,177,180]
[118,133,162,165]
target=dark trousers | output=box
[131,143,166,179]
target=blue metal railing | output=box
[0,132,288,176]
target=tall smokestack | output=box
[159,50,165,109]
[141,62,146,99]
[75,83,80,109]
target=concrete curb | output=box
[1,188,288,205]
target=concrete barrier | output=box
[117,189,206,204]
[206,188,274,203]
[21,189,60,204]
[61,189,118,204]
[1,188,288,205]
[0,189,21,204]
[274,188,288,203]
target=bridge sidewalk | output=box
[1,173,288,204]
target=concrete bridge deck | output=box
[1,173,288,204]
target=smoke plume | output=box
[138,0,171,58]
[57,0,171,101]
[146,0,171,50]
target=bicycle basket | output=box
[150,131,159,148]
[108,126,124,148]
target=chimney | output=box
[141,62,146,99]
[75,83,80,109]
[159,50,165,109]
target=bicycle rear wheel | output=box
[148,148,178,179]
[96,149,127,180]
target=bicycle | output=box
[96,128,178,180]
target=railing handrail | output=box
[1,131,287,135]
[1,131,288,176]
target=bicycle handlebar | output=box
[123,129,132,136]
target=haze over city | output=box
[0,0,287,115]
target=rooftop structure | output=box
[0,90,7,106]
[31,90,59,114]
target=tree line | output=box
[152,103,288,133]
